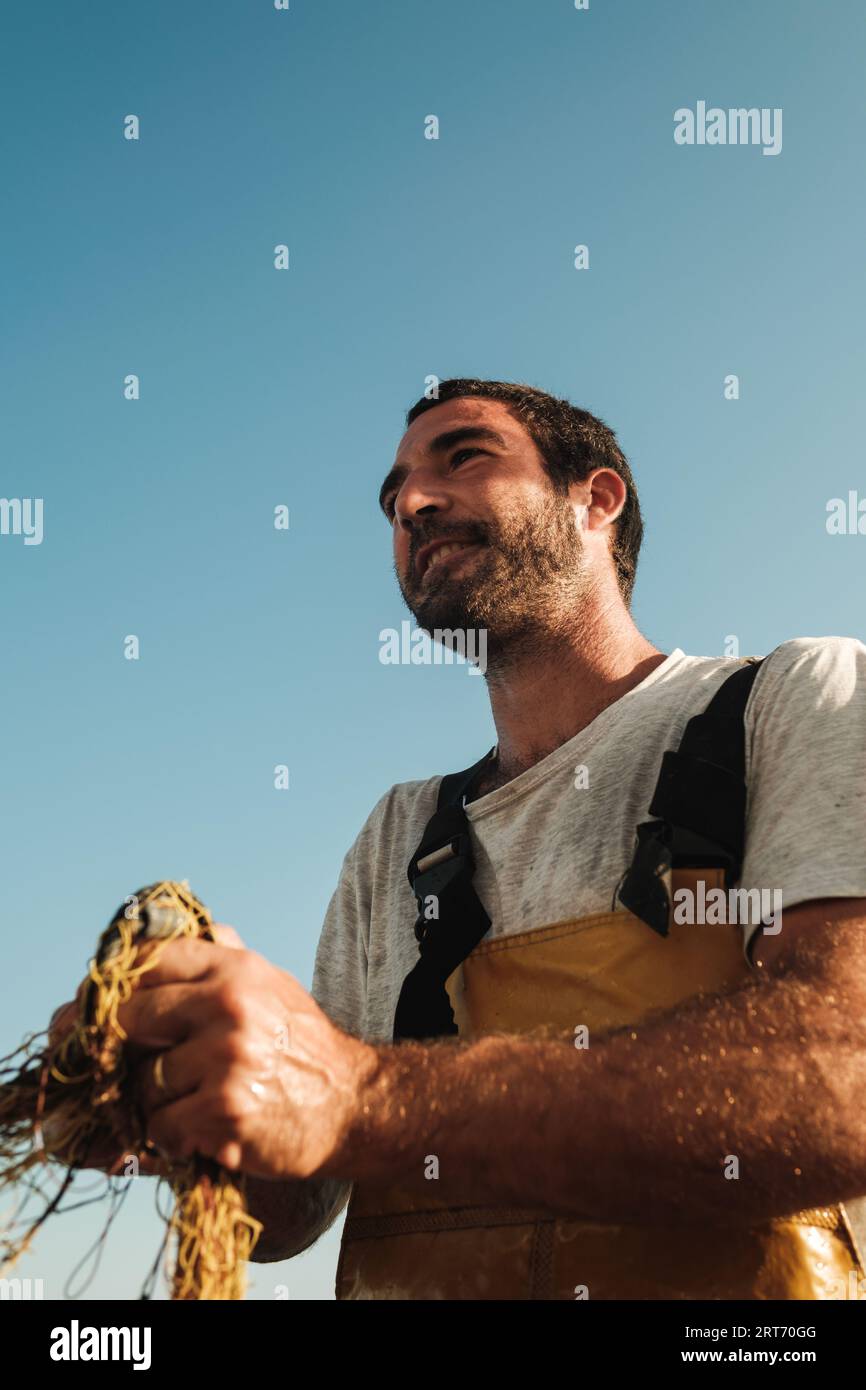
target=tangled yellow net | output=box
[0,881,261,1299]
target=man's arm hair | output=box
[329,901,866,1224]
[245,1175,351,1262]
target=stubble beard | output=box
[397,491,591,669]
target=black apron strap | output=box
[392,748,496,1041]
[394,656,764,1036]
[615,658,764,936]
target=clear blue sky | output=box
[2,0,864,1300]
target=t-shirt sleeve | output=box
[739,636,866,959]
[310,839,370,1040]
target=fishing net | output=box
[0,880,262,1299]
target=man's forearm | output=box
[330,945,866,1224]
[245,1175,350,1262]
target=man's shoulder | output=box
[347,773,442,857]
[675,636,864,707]
[750,634,866,699]
[373,773,442,820]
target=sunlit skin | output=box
[380,398,667,785]
[48,398,866,1246]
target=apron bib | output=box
[336,869,863,1299]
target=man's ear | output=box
[586,468,627,530]
[570,469,626,531]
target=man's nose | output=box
[394,469,452,528]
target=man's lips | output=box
[414,538,483,581]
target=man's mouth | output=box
[415,539,482,582]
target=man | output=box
[55,379,866,1299]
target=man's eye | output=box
[382,450,483,518]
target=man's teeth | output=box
[425,541,473,574]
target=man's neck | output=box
[477,603,666,793]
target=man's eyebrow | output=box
[378,426,508,513]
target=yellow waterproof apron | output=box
[336,866,864,1300]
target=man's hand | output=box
[121,931,376,1180]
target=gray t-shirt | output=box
[312,637,866,1043]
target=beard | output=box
[396,489,591,668]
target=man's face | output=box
[379,398,591,655]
